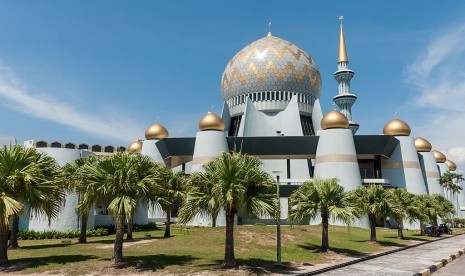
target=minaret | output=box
[333,17,359,134]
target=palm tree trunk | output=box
[397,219,404,239]
[0,228,8,265]
[8,214,19,249]
[112,213,125,264]
[164,210,171,238]
[369,214,377,242]
[78,211,88,244]
[223,206,236,267]
[321,211,329,251]
[420,219,425,236]
[126,216,133,240]
[212,212,217,228]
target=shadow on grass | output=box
[200,258,300,276]
[298,243,370,257]
[16,243,73,250]
[111,254,198,272]
[0,254,98,272]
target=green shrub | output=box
[17,227,109,240]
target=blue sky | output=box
[1,1,465,167]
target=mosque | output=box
[2,22,463,231]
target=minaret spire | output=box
[338,16,349,62]
[333,16,359,134]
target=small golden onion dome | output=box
[320,110,349,130]
[199,112,225,131]
[383,119,411,136]
[414,137,432,152]
[145,123,169,140]
[445,160,457,171]
[128,141,143,154]
[432,150,447,163]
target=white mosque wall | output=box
[381,136,427,230]
[221,101,232,135]
[381,136,427,194]
[418,152,443,195]
[314,129,362,191]
[438,163,450,176]
[191,130,229,173]
[311,99,323,134]
[141,139,165,163]
[238,97,311,180]
[22,148,96,231]
[313,128,369,229]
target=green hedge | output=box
[18,227,109,240]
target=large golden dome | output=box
[321,110,349,130]
[128,141,142,154]
[445,160,457,171]
[199,112,225,131]
[383,119,411,136]
[414,137,432,152]
[432,150,447,163]
[145,123,169,140]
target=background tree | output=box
[0,146,64,249]
[180,170,221,227]
[349,185,401,242]
[150,167,185,238]
[178,152,276,267]
[61,155,99,243]
[80,152,158,263]
[387,188,419,239]
[288,178,355,251]
[0,187,23,264]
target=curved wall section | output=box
[25,148,95,231]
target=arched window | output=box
[91,145,102,152]
[36,140,48,148]
[51,142,62,148]
[104,146,114,153]
[117,146,126,152]
[64,143,76,149]
[78,144,89,150]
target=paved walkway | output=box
[297,234,465,275]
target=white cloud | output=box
[406,23,465,170]
[0,62,144,143]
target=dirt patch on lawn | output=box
[96,239,154,249]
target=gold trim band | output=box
[192,156,215,165]
[383,161,420,169]
[315,154,358,164]
[425,171,440,178]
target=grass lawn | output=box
[2,225,437,275]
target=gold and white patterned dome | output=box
[221,33,321,115]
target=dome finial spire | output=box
[338,16,349,62]
[267,22,272,36]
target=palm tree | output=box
[150,167,186,238]
[349,185,401,242]
[180,170,222,227]
[288,178,355,251]
[61,156,99,243]
[79,152,158,263]
[0,189,23,264]
[439,171,454,201]
[0,146,64,249]
[179,152,276,267]
[387,188,419,239]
